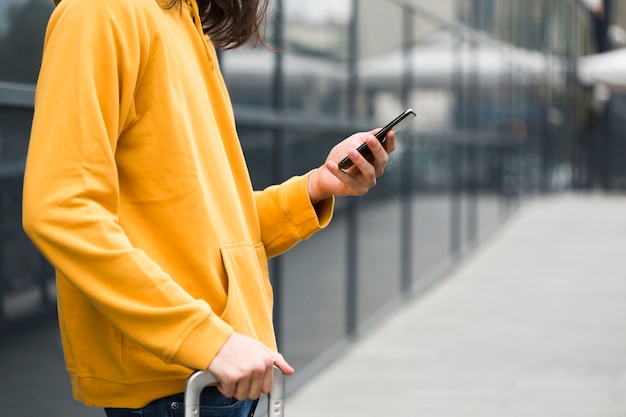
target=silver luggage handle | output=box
[184,365,285,417]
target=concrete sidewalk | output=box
[286,194,626,417]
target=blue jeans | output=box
[104,386,258,417]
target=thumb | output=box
[272,353,295,376]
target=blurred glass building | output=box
[1,0,625,414]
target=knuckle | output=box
[219,383,235,398]
[223,368,245,385]
[251,364,265,377]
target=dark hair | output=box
[162,0,270,49]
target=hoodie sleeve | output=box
[22,0,231,372]
[255,173,334,258]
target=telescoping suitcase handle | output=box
[184,365,285,417]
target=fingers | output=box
[273,353,295,376]
[208,333,293,401]
[310,129,394,201]
[365,134,391,178]
[323,136,383,197]
[216,356,275,400]
[345,131,393,177]
[385,129,397,154]
[347,134,389,181]
[368,128,397,155]
[243,351,293,399]
[230,362,268,400]
[347,147,377,189]
[234,352,291,400]
[215,355,273,401]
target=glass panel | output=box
[283,0,352,117]
[412,193,452,279]
[238,127,275,190]
[357,198,402,323]
[0,107,32,162]
[281,220,346,370]
[477,193,503,240]
[0,105,54,321]
[221,46,275,108]
[0,0,53,84]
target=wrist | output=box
[307,168,330,205]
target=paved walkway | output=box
[286,193,626,417]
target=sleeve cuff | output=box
[168,300,234,371]
[282,172,334,237]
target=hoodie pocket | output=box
[218,242,275,344]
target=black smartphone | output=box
[338,108,416,170]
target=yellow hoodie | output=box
[23,0,332,408]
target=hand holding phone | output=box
[338,109,416,170]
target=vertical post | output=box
[564,0,580,190]
[270,0,286,347]
[0,179,4,322]
[400,8,414,297]
[466,0,479,246]
[600,97,611,190]
[345,0,359,338]
[450,1,464,259]
[539,0,550,192]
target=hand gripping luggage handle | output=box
[184,365,285,417]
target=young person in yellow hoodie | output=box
[22,0,396,416]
